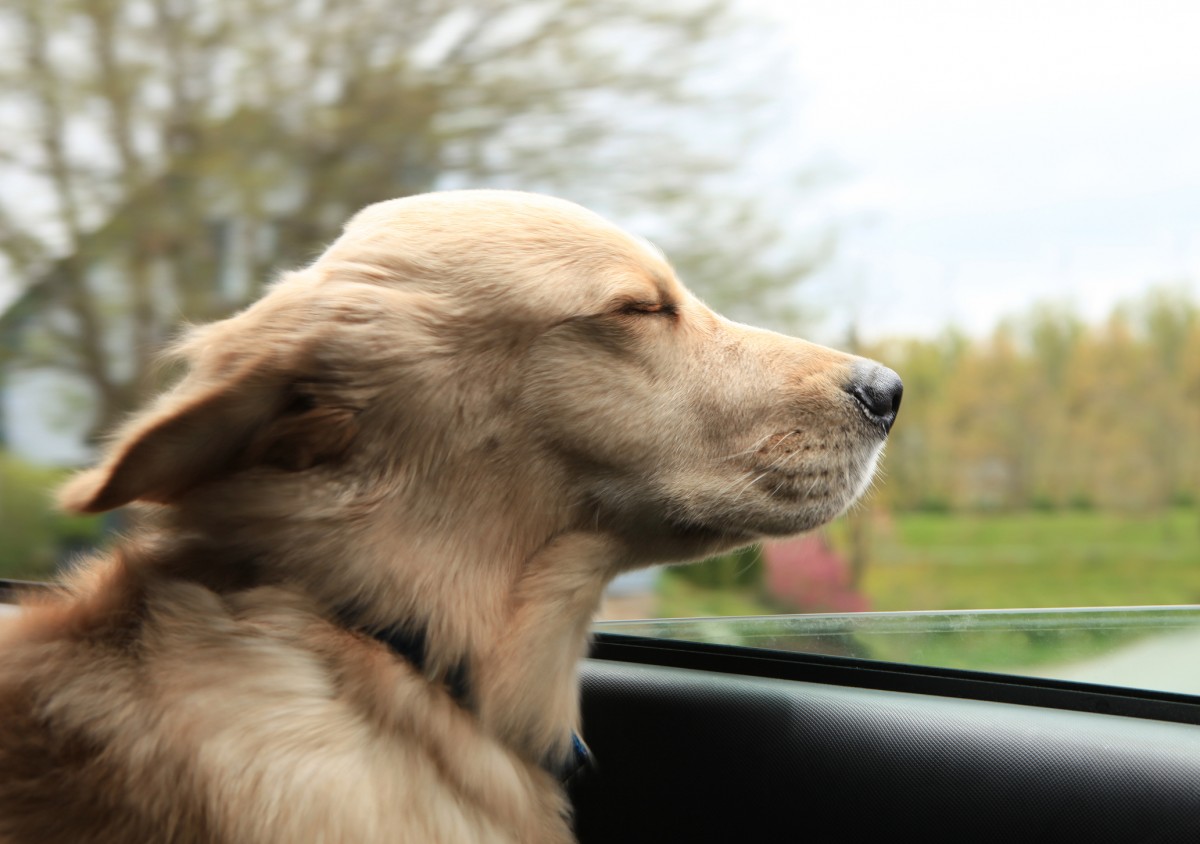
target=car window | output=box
[1,1,1197,693]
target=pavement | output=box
[1015,628,1200,696]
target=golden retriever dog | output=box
[0,190,900,843]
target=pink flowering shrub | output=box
[762,534,870,613]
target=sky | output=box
[746,0,1200,342]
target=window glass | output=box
[598,607,1200,698]
[1,2,1197,687]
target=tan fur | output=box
[0,191,895,843]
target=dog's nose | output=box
[846,363,903,433]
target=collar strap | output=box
[336,607,591,782]
[376,624,472,708]
[336,607,475,710]
[557,732,593,785]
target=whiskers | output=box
[710,430,884,514]
[710,432,809,505]
[845,443,887,512]
[713,432,788,464]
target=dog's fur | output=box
[0,191,895,843]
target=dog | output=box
[0,190,900,843]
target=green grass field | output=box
[658,507,1200,618]
[654,507,1200,671]
[850,508,1200,611]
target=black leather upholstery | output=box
[571,659,1200,843]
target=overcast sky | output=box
[746,0,1200,342]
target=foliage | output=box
[667,545,763,591]
[657,546,775,619]
[867,286,1200,513]
[656,569,775,619]
[0,452,104,579]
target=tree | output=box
[875,288,1200,514]
[0,0,820,441]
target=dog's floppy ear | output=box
[58,353,361,514]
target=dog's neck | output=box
[159,481,624,770]
[325,530,617,767]
[469,532,618,765]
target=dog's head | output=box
[60,191,900,569]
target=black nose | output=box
[846,363,903,433]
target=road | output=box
[1018,628,1200,696]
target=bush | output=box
[0,453,104,579]
[1067,493,1096,512]
[670,545,763,591]
[762,534,869,613]
[1029,494,1057,512]
[1170,490,1197,508]
[913,496,952,514]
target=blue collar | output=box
[558,732,592,785]
[366,621,473,709]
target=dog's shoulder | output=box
[0,556,571,844]
[0,557,208,842]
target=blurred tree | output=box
[1129,288,1197,507]
[1134,286,1197,374]
[0,0,819,440]
[866,331,964,512]
[660,193,834,332]
[876,287,1200,514]
[1021,305,1083,506]
[1181,313,1200,513]
[1027,304,1085,388]
[940,324,1031,510]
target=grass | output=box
[844,508,1200,611]
[654,507,1200,672]
[856,623,1147,673]
[658,508,1200,619]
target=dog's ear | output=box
[58,355,361,514]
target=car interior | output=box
[570,631,1200,842]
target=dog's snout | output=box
[846,364,903,433]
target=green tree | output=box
[878,287,1200,514]
[1129,287,1198,505]
[865,330,966,511]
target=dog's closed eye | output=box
[617,301,678,317]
